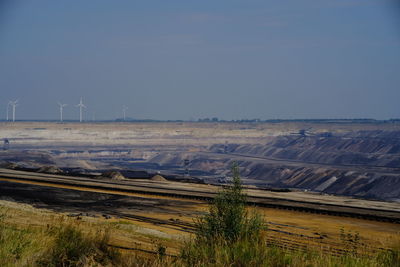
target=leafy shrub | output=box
[181,163,267,266]
[156,242,166,260]
[194,163,264,244]
[37,224,120,267]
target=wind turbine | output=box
[6,101,10,121]
[76,97,86,122]
[58,102,67,122]
[9,100,18,122]
[122,105,128,121]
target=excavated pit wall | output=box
[147,152,400,201]
[149,131,400,201]
[211,131,400,167]
[2,123,400,201]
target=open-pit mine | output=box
[1,121,400,256]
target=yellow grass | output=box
[1,197,399,266]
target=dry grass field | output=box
[1,195,399,266]
[1,186,399,257]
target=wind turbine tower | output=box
[123,105,128,121]
[76,97,86,122]
[9,100,18,122]
[6,101,10,121]
[58,102,67,122]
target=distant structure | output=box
[218,174,227,184]
[123,105,128,121]
[6,101,10,121]
[3,138,9,150]
[183,158,190,177]
[9,100,18,122]
[58,102,67,122]
[76,97,86,122]
[318,132,333,138]
[290,128,314,137]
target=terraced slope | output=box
[1,122,400,201]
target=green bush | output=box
[181,163,267,266]
[37,224,120,267]
[194,163,264,244]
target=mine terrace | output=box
[1,120,400,260]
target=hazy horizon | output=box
[1,0,399,121]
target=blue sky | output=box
[0,0,399,120]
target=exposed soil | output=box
[151,175,167,182]
[1,122,400,201]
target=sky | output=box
[0,0,399,121]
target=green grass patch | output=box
[37,223,120,267]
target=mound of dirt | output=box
[151,174,167,182]
[0,161,19,170]
[102,171,125,180]
[75,160,96,170]
[38,165,63,174]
